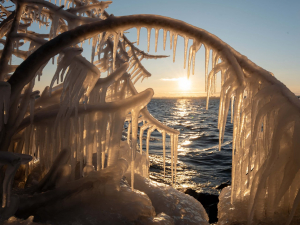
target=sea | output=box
[145,98,233,195]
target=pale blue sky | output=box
[18,0,299,97]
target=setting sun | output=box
[178,77,191,90]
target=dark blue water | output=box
[146,98,232,194]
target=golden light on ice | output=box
[178,77,191,90]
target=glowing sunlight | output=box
[178,77,191,91]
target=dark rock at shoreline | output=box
[215,180,230,190]
[184,188,219,224]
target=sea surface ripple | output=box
[145,98,233,194]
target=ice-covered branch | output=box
[67,1,111,15]
[17,88,153,132]
[127,43,151,84]
[0,10,14,39]
[22,0,100,25]
[0,151,32,213]
[0,4,23,81]
[122,33,169,60]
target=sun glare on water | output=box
[178,77,191,91]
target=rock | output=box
[184,189,219,223]
[215,181,230,190]
[208,203,218,223]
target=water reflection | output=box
[174,99,191,118]
[147,98,233,194]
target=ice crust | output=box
[1,0,300,224]
[126,174,209,225]
[218,187,300,225]
[3,142,207,225]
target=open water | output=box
[145,98,233,195]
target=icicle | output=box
[112,32,119,70]
[91,35,98,63]
[127,122,131,144]
[218,82,234,150]
[174,134,178,184]
[187,45,193,79]
[51,14,59,38]
[206,67,216,110]
[146,128,150,159]
[29,93,37,124]
[162,131,166,178]
[101,115,108,169]
[163,29,167,50]
[131,68,141,80]
[173,35,177,63]
[192,43,202,75]
[84,114,95,176]
[147,28,151,52]
[136,27,140,45]
[133,74,143,85]
[170,134,174,185]
[155,29,159,52]
[204,45,210,92]
[212,51,217,93]
[37,5,42,19]
[0,82,10,132]
[221,68,226,87]
[184,37,188,69]
[70,120,76,178]
[146,126,156,159]
[169,31,173,50]
[140,123,148,154]
[232,89,242,158]
[231,95,234,123]
[130,110,139,190]
[33,9,36,21]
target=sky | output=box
[12,0,299,97]
[104,0,300,97]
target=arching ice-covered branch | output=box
[8,14,245,106]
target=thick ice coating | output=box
[0,1,300,225]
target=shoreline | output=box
[152,96,220,99]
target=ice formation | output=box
[0,1,300,225]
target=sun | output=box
[178,77,191,91]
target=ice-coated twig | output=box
[0,4,24,81]
[0,151,32,208]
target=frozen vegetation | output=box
[0,0,300,224]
